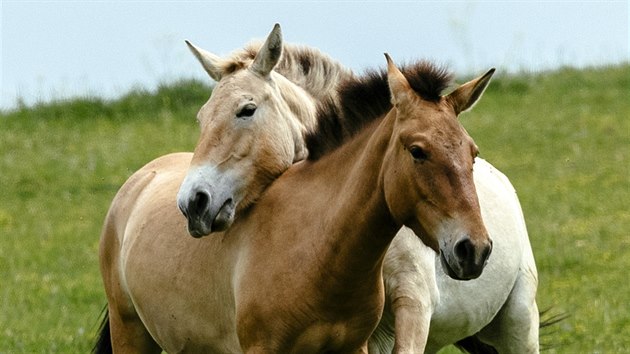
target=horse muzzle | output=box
[440,235,492,280]
[177,186,236,238]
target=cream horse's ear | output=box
[185,40,223,81]
[385,53,412,106]
[447,68,495,115]
[251,23,283,77]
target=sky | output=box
[1,1,628,110]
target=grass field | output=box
[1,64,628,353]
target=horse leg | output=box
[475,261,539,353]
[390,295,432,354]
[99,213,161,354]
[107,304,162,354]
[368,273,433,354]
[382,229,437,354]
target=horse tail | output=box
[454,307,569,353]
[539,307,570,351]
[92,305,112,354]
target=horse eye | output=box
[409,146,429,161]
[236,104,257,118]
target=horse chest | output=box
[235,270,382,353]
[238,313,374,354]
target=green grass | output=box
[1,65,628,352]
[465,65,630,352]
[0,80,207,352]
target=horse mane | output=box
[218,41,354,103]
[305,61,453,161]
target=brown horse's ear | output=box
[385,53,412,106]
[447,68,495,115]
[186,40,223,81]
[251,23,283,77]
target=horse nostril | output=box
[454,236,474,262]
[192,191,210,217]
[481,240,493,263]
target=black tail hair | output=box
[539,307,570,351]
[92,305,112,354]
[454,307,569,353]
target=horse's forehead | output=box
[401,104,473,153]
[199,74,264,117]
[214,69,271,96]
[404,103,461,134]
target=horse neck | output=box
[293,109,400,277]
[272,73,319,137]
[271,48,358,162]
[275,44,354,104]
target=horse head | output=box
[177,24,317,237]
[382,54,494,280]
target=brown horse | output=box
[175,25,540,353]
[98,52,493,353]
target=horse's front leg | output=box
[383,228,439,354]
[390,295,432,354]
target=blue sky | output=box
[1,1,628,110]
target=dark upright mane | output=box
[305,60,453,160]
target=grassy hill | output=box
[1,64,628,352]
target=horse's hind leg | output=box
[108,304,162,354]
[100,213,161,353]
[476,263,539,353]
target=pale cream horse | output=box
[97,50,495,352]
[96,25,538,353]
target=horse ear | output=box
[385,53,412,106]
[251,23,283,77]
[185,40,223,81]
[447,68,495,115]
